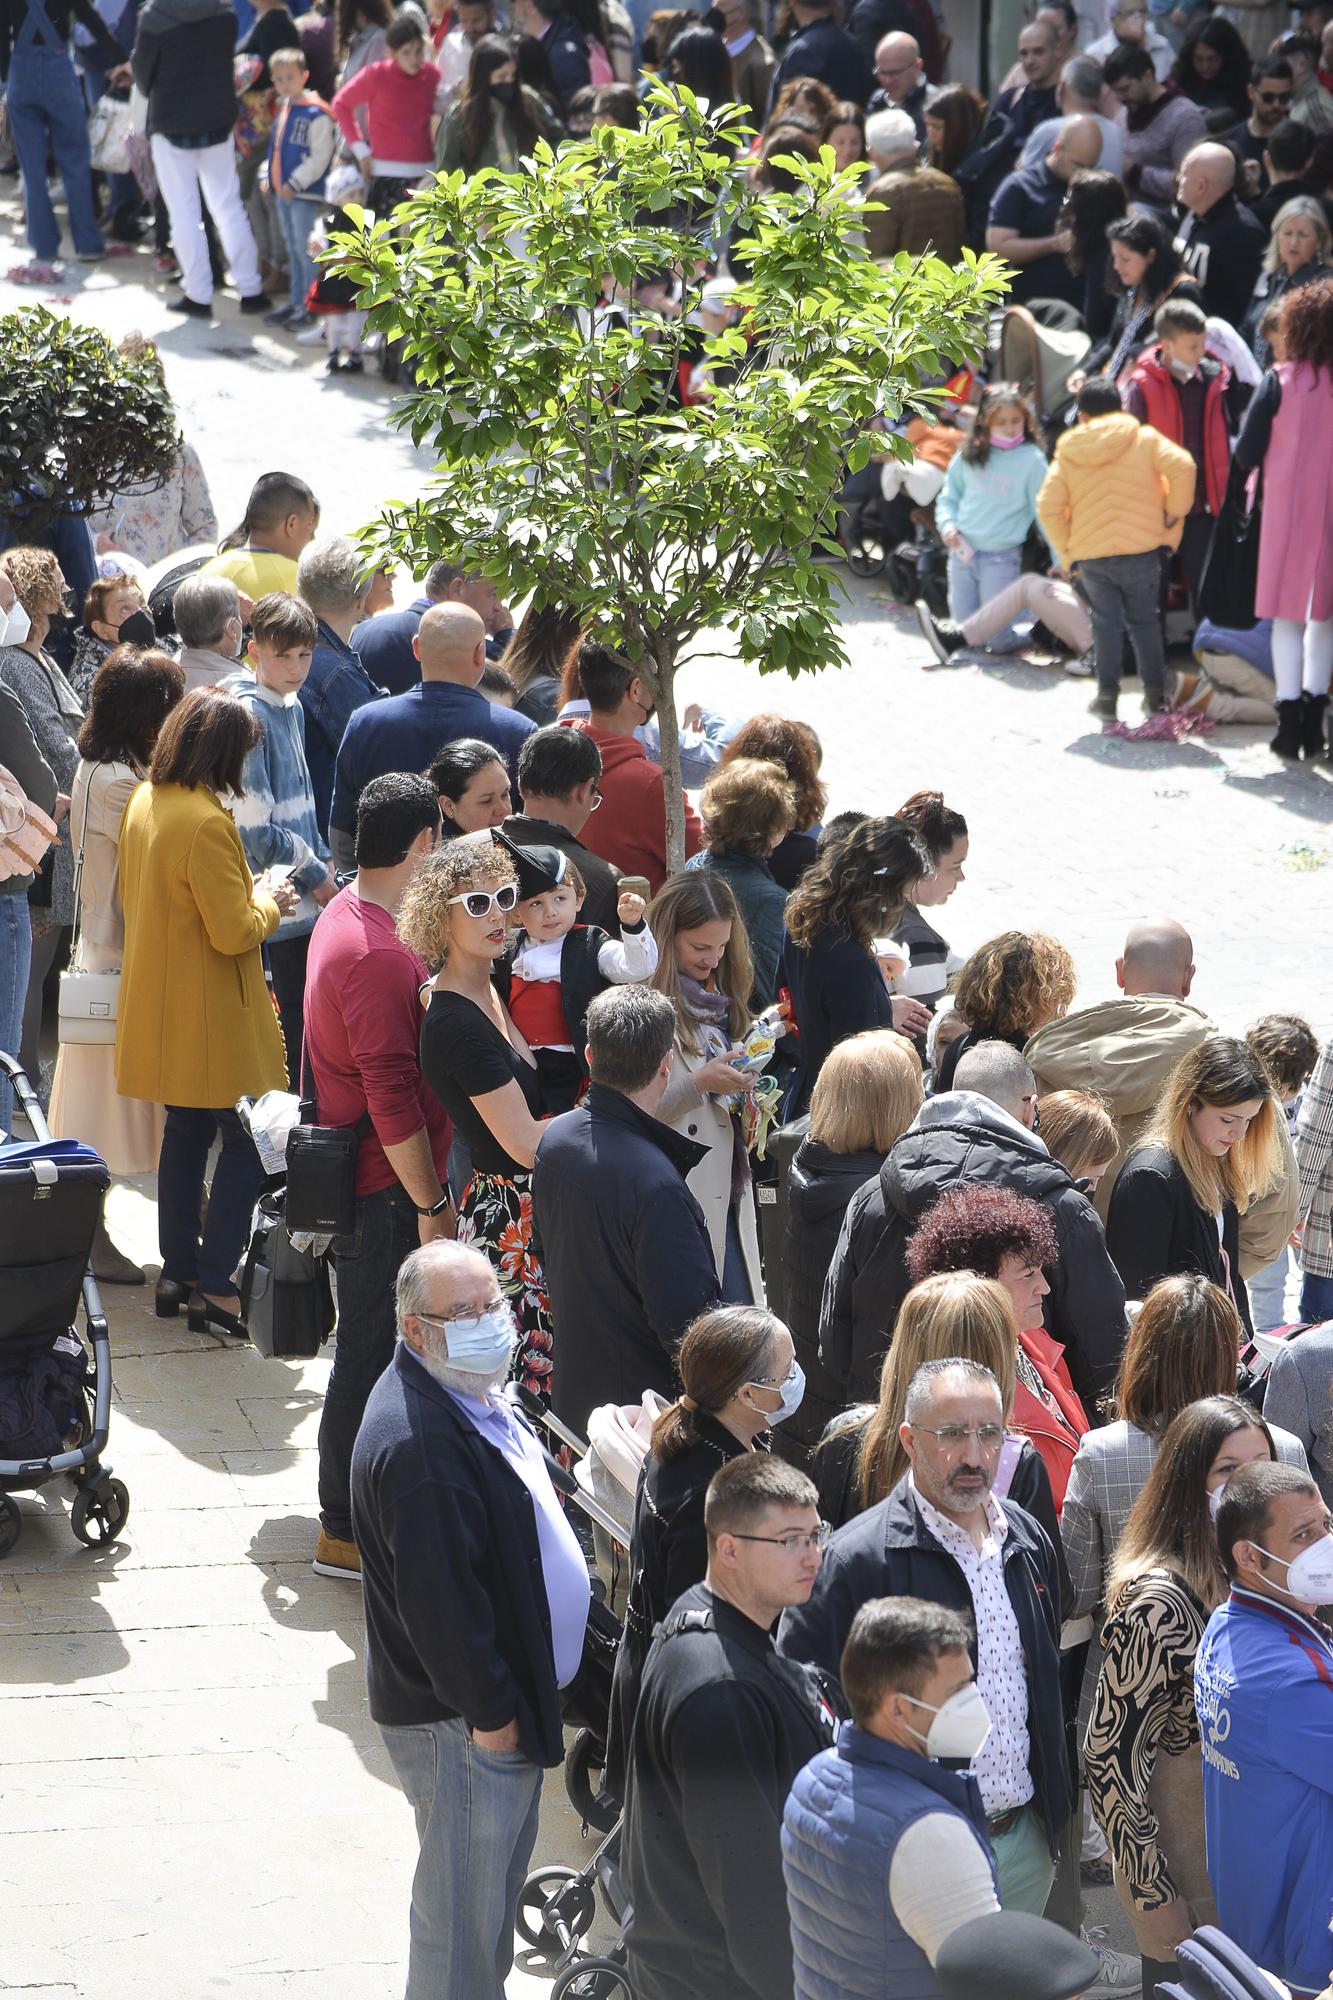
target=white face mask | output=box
[902,1682,992,1763]
[1208,1482,1225,1521]
[1250,1533,1333,1605]
[1,600,31,648]
[746,1360,806,1428]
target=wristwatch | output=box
[416,1193,454,1218]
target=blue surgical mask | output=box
[429,1302,517,1375]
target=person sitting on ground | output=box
[294,534,386,839]
[562,638,702,895]
[916,569,1097,674]
[173,572,246,693]
[934,929,1077,1091]
[1105,40,1208,204]
[986,114,1105,307]
[202,470,319,598]
[929,384,1051,661]
[684,756,796,1012]
[861,105,966,262]
[68,572,154,703]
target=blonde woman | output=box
[783,1030,923,1457]
[398,830,552,1397]
[1107,1037,1287,1337]
[648,871,762,1303]
[1037,1088,1119,1194]
[936,931,1078,1092]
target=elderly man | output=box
[173,572,245,692]
[867,30,937,136]
[328,601,534,868]
[987,114,1103,305]
[779,1359,1073,1917]
[295,534,386,837]
[1173,142,1267,326]
[1021,54,1126,177]
[351,1238,591,2000]
[714,0,776,133]
[351,556,510,696]
[863,106,965,260]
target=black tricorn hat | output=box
[490,828,569,900]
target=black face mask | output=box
[490,78,515,102]
[118,608,157,648]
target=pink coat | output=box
[1255,361,1333,623]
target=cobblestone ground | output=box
[2,209,1330,1997]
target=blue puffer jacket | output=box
[784,1727,997,2000]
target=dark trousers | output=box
[159,1105,262,1296]
[1142,1955,1177,1996]
[1177,513,1214,613]
[319,1180,419,1540]
[266,931,311,1087]
[1079,550,1167,698]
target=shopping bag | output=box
[88,95,133,176]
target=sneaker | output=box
[1079,1928,1141,1995]
[168,295,212,318]
[1088,689,1118,720]
[75,247,106,264]
[914,598,967,668]
[237,291,272,315]
[263,303,295,325]
[1168,669,1199,709]
[287,311,315,330]
[153,250,179,275]
[1065,649,1095,678]
[313,1530,361,1580]
[1142,689,1167,717]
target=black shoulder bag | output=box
[283,1046,372,1237]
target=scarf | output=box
[678,976,750,1202]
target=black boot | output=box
[1270,699,1304,759]
[1300,691,1329,760]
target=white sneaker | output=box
[1079,1927,1142,1995]
[1065,649,1095,678]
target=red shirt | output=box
[304,887,452,1196]
[565,719,702,894]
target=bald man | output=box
[868,30,938,137]
[328,599,534,867]
[986,113,1101,305]
[1173,140,1266,327]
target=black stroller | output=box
[0,1053,130,1557]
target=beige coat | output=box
[69,758,139,961]
[658,1038,764,1304]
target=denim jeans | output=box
[318,1180,419,1540]
[6,47,105,259]
[1077,551,1167,698]
[380,1714,543,2000]
[1248,1248,1291,1332]
[158,1105,263,1296]
[1299,1270,1333,1324]
[947,546,1026,652]
[274,191,321,312]
[0,894,32,1136]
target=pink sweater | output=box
[331,58,444,174]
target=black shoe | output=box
[1299,691,1328,760]
[168,295,212,318]
[1142,689,1167,716]
[187,1291,248,1338]
[340,353,363,373]
[237,291,271,315]
[1088,689,1118,720]
[1271,698,1304,759]
[155,1276,195,1319]
[325,350,346,373]
[915,599,966,667]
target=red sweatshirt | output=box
[331,58,444,174]
[565,720,702,894]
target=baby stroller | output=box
[0,1054,130,1557]
[511,1386,638,2000]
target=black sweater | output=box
[1105,1141,1252,1336]
[783,1135,886,1456]
[1,0,122,76]
[132,0,240,140]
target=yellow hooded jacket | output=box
[1036,412,1197,568]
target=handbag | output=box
[282,1048,371,1238]
[87,94,133,176]
[57,766,120,1047]
[0,762,58,883]
[1197,463,1262,631]
[240,1188,335,1360]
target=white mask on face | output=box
[1208,1483,1224,1522]
[902,1682,992,1762]
[1250,1534,1333,1605]
[1,599,31,647]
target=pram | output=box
[0,1053,130,1557]
[511,1386,638,2000]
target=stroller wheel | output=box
[841,504,890,578]
[565,1728,620,1835]
[516,1865,596,1951]
[71,1477,130,1549]
[553,1956,633,1999]
[0,1494,21,1558]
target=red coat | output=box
[1012,1325,1090,1513]
[1124,347,1231,516]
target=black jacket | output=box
[622,1583,840,2000]
[783,1135,886,1456]
[1173,192,1266,330]
[778,1473,1073,1855]
[819,1092,1127,1412]
[349,1346,569,1767]
[1106,1142,1252,1335]
[532,1083,719,1437]
[132,0,239,140]
[768,15,874,111]
[494,918,648,1086]
[501,812,622,933]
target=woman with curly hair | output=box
[936,930,1077,1091]
[1058,168,1127,341]
[1233,274,1333,760]
[684,756,796,1009]
[1171,12,1252,129]
[434,33,564,175]
[777,814,930,1118]
[719,713,826,889]
[398,830,553,1396]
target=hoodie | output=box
[132,0,240,140]
[1036,412,1196,568]
[1024,995,1214,1220]
[819,1091,1127,1411]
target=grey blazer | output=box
[1263,1325,1333,1511]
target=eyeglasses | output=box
[911,1423,1006,1451]
[748,1360,800,1390]
[416,1300,506,1330]
[876,57,917,77]
[1256,91,1291,104]
[732,1522,832,1553]
[447,882,519,918]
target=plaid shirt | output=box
[1295,1039,1333,1279]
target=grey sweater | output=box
[1263,1323,1333,1511]
[0,680,57,896]
[0,646,82,923]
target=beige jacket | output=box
[658,1038,764,1304]
[69,758,141,965]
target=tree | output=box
[338,89,1006,869]
[0,308,179,539]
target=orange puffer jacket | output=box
[1036,412,1197,568]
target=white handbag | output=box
[87,95,133,176]
[57,768,119,1047]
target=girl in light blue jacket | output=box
[936,387,1051,653]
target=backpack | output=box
[1153,1925,1296,2000]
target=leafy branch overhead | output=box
[0,308,180,536]
[335,87,1008,685]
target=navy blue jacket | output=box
[532,1083,719,1436]
[350,1344,568,1766]
[329,676,534,840]
[779,922,895,1120]
[768,15,874,109]
[298,619,383,838]
[350,594,429,697]
[778,1472,1073,1855]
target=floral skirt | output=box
[456,1169,553,1401]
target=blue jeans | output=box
[1249,1248,1291,1332]
[947,546,1026,651]
[6,47,105,259]
[0,894,32,1136]
[274,191,321,313]
[1299,1270,1333,1323]
[1078,550,1167,699]
[158,1105,263,1296]
[318,1180,419,1540]
[380,1714,543,2000]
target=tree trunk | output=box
[649,639,687,877]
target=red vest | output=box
[507,972,571,1049]
[1127,348,1231,516]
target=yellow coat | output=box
[1036,413,1197,568]
[115,781,287,1109]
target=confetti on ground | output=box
[1278,840,1330,871]
[1104,710,1215,741]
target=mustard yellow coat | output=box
[115,781,287,1109]
[1036,412,1197,569]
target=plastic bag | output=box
[88,95,132,175]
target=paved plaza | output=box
[2,228,1332,1999]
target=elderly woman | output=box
[50,647,185,1283]
[117,689,297,1335]
[935,930,1078,1091]
[1243,197,1331,366]
[398,830,553,1397]
[0,547,84,1092]
[293,534,388,840]
[684,756,796,1011]
[68,572,153,703]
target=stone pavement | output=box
[3,201,1332,1999]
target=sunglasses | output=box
[1256,91,1291,103]
[447,882,519,918]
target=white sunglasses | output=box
[447,883,519,919]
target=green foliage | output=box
[0,308,180,536]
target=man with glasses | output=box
[351,1238,591,1999]
[502,723,625,933]
[1222,56,1296,201]
[621,1453,840,2000]
[867,30,937,137]
[779,1358,1074,1918]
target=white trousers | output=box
[150,134,262,305]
